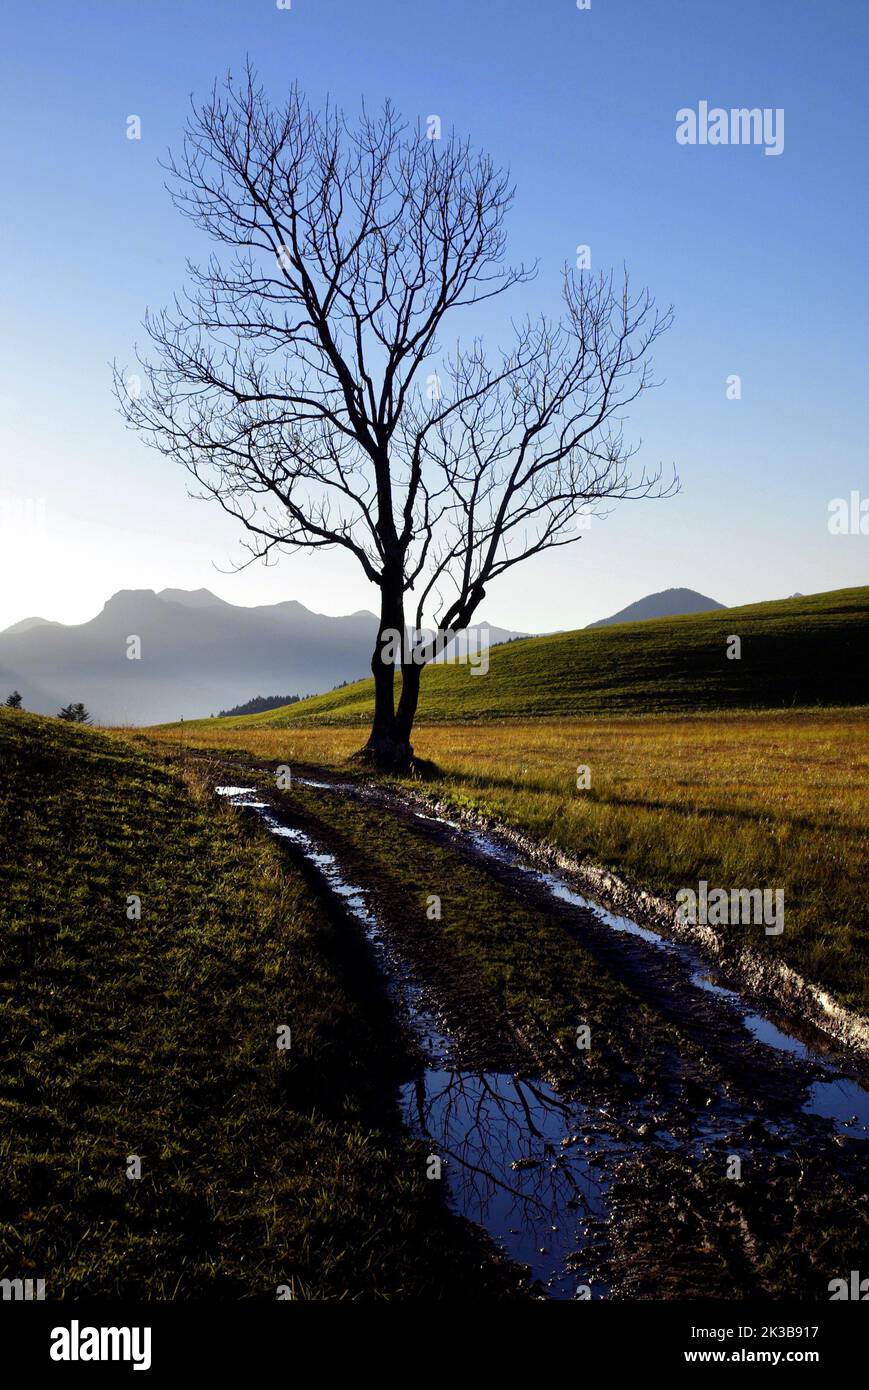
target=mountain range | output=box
[0,589,522,726]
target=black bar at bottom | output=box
[1,1300,865,1375]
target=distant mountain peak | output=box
[157,587,228,609]
[0,615,57,636]
[105,587,156,598]
[101,588,158,608]
[587,587,725,629]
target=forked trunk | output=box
[395,660,422,747]
[359,579,416,772]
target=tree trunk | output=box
[359,574,415,771]
[395,660,422,748]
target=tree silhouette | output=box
[5,691,23,709]
[116,67,675,769]
[57,703,91,724]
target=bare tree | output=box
[116,67,675,770]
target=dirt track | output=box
[203,752,869,1300]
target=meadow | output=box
[4,583,867,1301]
[0,709,516,1298]
[147,588,868,1014]
[146,707,869,1016]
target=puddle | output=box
[542,873,670,948]
[402,1067,611,1298]
[804,1079,869,1137]
[690,969,742,1005]
[436,818,869,1135]
[216,784,615,1297]
[288,775,869,1142]
[414,809,462,831]
[743,1013,814,1061]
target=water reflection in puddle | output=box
[804,1079,869,1136]
[445,819,869,1139]
[243,781,869,1141]
[401,1067,611,1298]
[541,874,668,947]
[690,970,742,1004]
[743,1013,814,1061]
[216,785,612,1296]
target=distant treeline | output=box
[218,694,301,718]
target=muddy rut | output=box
[203,754,868,1301]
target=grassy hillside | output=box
[171,586,868,732]
[0,710,515,1299]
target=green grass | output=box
[275,779,675,1084]
[0,709,518,1299]
[169,586,869,733]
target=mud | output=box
[209,756,869,1300]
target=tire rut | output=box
[200,751,869,1300]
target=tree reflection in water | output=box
[401,1067,610,1295]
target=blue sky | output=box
[1,0,866,632]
